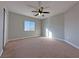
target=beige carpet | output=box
[1,37,79,58]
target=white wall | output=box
[0,8,4,56]
[42,13,64,40]
[64,3,79,48]
[8,12,41,40]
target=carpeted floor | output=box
[1,37,79,58]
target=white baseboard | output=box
[55,38,79,49]
[8,35,40,42]
[0,49,3,56]
[64,40,79,49]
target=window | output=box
[24,20,35,31]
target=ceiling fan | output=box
[27,1,50,16]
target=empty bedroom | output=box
[0,1,79,58]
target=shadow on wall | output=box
[45,28,54,39]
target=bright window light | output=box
[45,28,54,39]
[24,20,35,31]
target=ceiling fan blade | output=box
[42,12,50,13]
[40,7,43,11]
[35,14,39,16]
[32,11,38,12]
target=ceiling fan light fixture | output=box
[39,13,41,15]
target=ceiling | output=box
[0,1,78,19]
